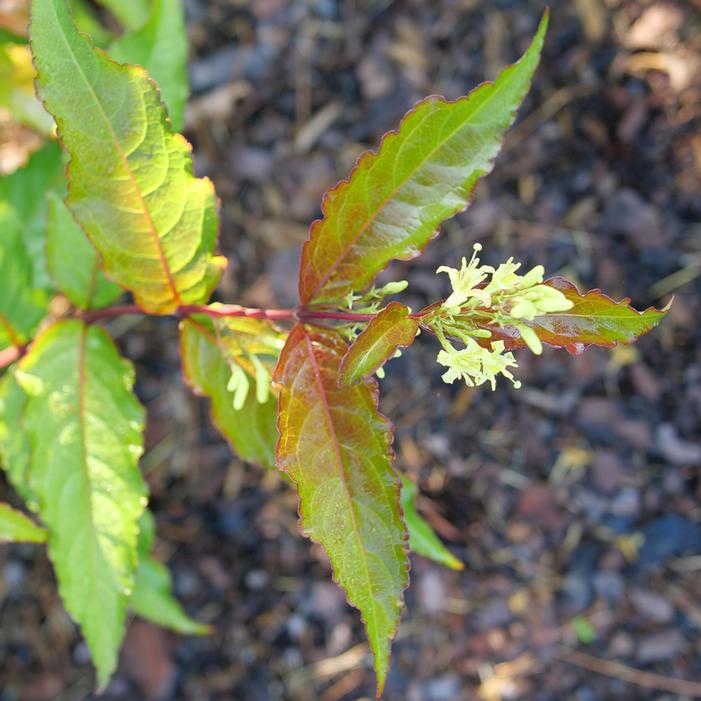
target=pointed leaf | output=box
[0,369,36,506]
[0,503,47,543]
[130,509,209,635]
[0,140,64,289]
[109,0,189,133]
[31,0,225,314]
[340,302,419,385]
[179,317,279,469]
[274,324,408,694]
[486,278,669,355]
[400,477,463,571]
[46,192,123,310]
[95,0,150,31]
[17,320,147,687]
[131,557,210,635]
[0,202,49,350]
[298,12,548,306]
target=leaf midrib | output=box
[304,54,534,304]
[50,4,181,306]
[302,328,380,638]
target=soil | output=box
[1,1,701,700]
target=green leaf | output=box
[400,476,463,571]
[274,324,408,694]
[298,12,548,306]
[0,140,64,289]
[179,317,280,469]
[0,503,47,543]
[0,202,49,350]
[17,320,147,688]
[129,509,210,635]
[31,0,226,315]
[46,192,123,310]
[131,557,211,635]
[109,0,189,133]
[0,369,36,506]
[95,0,150,31]
[339,302,419,385]
[487,277,669,355]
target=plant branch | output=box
[81,303,386,325]
[298,310,377,323]
[0,345,23,370]
[0,304,413,372]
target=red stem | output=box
[178,304,296,321]
[1,303,409,371]
[0,345,22,370]
[298,309,377,322]
[81,303,382,324]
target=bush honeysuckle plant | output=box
[0,1,669,694]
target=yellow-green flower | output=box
[509,284,573,321]
[482,258,541,295]
[436,337,520,390]
[437,243,491,312]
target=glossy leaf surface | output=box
[0,203,48,350]
[487,278,669,355]
[109,0,189,132]
[46,192,123,310]
[400,476,463,571]
[0,503,47,543]
[31,0,225,314]
[130,510,209,635]
[17,320,146,687]
[180,317,279,469]
[274,324,408,693]
[299,13,547,306]
[340,302,419,385]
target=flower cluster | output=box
[431,244,574,389]
[436,337,520,390]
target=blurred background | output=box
[1,0,700,699]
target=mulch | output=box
[1,1,700,699]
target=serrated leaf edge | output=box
[273,324,410,695]
[299,11,548,305]
[29,0,224,314]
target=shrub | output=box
[0,2,667,694]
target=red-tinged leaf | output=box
[339,302,418,385]
[486,277,669,355]
[298,12,548,306]
[273,324,409,694]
